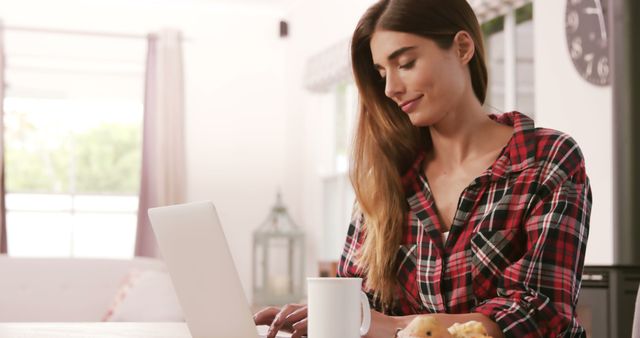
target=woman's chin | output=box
[407,112,437,127]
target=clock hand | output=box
[583,7,608,41]
[593,0,608,41]
[583,7,600,14]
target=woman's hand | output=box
[364,310,405,338]
[254,305,420,338]
[253,304,308,338]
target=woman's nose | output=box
[384,72,405,99]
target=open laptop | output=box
[148,201,290,338]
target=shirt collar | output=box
[487,111,537,181]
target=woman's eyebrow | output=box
[373,46,417,70]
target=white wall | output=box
[0,0,288,300]
[534,0,613,264]
[280,0,375,279]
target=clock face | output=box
[565,0,611,86]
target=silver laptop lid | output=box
[148,201,258,338]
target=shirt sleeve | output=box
[473,136,592,337]
[336,204,387,311]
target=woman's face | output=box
[370,30,470,127]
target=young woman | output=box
[255,0,591,337]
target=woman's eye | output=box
[399,60,416,69]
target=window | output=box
[320,82,358,261]
[3,30,145,258]
[483,3,535,118]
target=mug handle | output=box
[359,291,371,335]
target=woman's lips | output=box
[400,96,423,113]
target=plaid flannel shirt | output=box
[337,112,591,337]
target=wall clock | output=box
[565,0,611,86]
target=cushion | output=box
[103,269,184,322]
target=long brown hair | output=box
[350,0,488,308]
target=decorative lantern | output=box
[252,192,305,306]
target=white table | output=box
[0,323,289,338]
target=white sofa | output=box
[0,255,181,322]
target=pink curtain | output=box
[135,30,186,257]
[0,24,7,254]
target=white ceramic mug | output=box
[307,277,371,338]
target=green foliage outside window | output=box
[481,3,533,37]
[5,110,141,195]
[73,123,141,194]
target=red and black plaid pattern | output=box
[338,112,591,337]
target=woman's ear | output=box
[453,31,475,65]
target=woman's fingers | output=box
[285,306,307,323]
[255,304,308,338]
[290,317,308,338]
[253,306,280,326]
[267,304,302,338]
